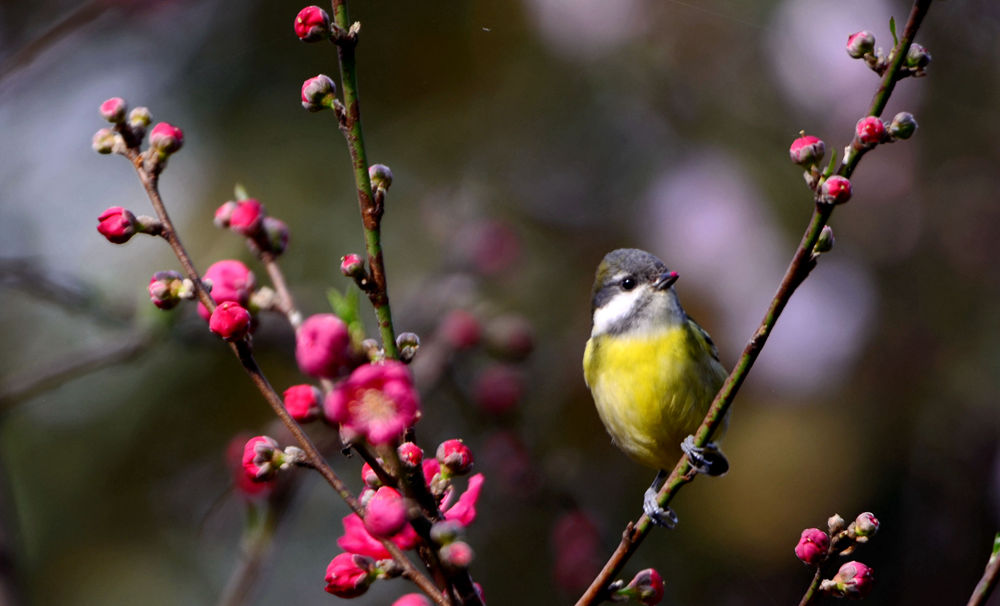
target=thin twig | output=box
[575,1,935,602]
[967,533,1000,606]
[260,252,302,329]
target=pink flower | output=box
[398,442,424,467]
[393,594,432,606]
[241,435,279,482]
[473,364,524,415]
[831,561,874,598]
[795,528,830,566]
[149,122,183,154]
[296,314,354,379]
[855,116,887,146]
[337,512,418,559]
[282,384,322,423]
[437,439,474,476]
[364,486,408,538]
[148,270,184,310]
[214,200,238,228]
[301,74,336,112]
[443,473,484,526]
[422,458,441,486]
[789,135,825,167]
[324,361,421,445]
[209,301,251,341]
[439,541,474,568]
[626,568,665,605]
[228,199,265,236]
[324,552,374,598]
[226,434,273,499]
[819,175,852,205]
[198,260,255,320]
[294,5,330,42]
[99,97,127,123]
[97,206,137,244]
[340,253,365,277]
[440,309,481,349]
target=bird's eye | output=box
[620,276,636,291]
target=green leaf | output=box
[822,148,838,179]
[327,286,366,344]
[234,183,249,201]
[889,16,898,47]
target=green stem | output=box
[575,1,934,603]
[330,0,399,359]
[967,533,1000,606]
[797,567,824,606]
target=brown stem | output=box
[967,533,1000,606]
[260,252,302,329]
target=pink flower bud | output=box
[283,384,322,423]
[906,43,931,70]
[363,486,408,538]
[818,175,852,205]
[340,253,365,278]
[830,561,874,598]
[324,361,421,445]
[92,128,118,154]
[149,122,184,154]
[440,309,481,350]
[437,439,474,476]
[248,216,290,256]
[227,433,273,499]
[485,314,535,360]
[301,75,336,112]
[393,594,432,606]
[228,199,265,236]
[198,260,256,320]
[296,314,354,379]
[473,364,524,415]
[853,512,880,538]
[361,462,382,488]
[397,442,423,468]
[294,5,330,42]
[324,552,375,598]
[128,106,152,130]
[888,112,917,140]
[855,116,887,146]
[368,164,393,191]
[209,301,251,341]
[149,270,185,310]
[439,540,474,569]
[626,568,665,605]
[846,31,875,59]
[214,201,238,228]
[789,135,826,167]
[552,510,602,594]
[242,435,280,482]
[97,206,137,244]
[99,97,127,123]
[794,528,830,566]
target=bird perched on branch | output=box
[583,248,729,527]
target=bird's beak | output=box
[655,270,679,290]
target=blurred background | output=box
[1,0,999,604]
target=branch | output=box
[967,533,1000,606]
[575,1,935,602]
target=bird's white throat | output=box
[591,284,684,337]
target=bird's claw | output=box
[643,484,678,528]
[682,435,729,477]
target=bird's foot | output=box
[681,435,729,477]
[643,470,678,528]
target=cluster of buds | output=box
[845,29,932,78]
[96,206,163,245]
[148,270,197,310]
[92,97,185,174]
[240,435,307,483]
[795,512,880,599]
[214,197,290,257]
[788,133,852,205]
[844,112,918,165]
[608,568,665,605]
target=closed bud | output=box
[361,462,382,488]
[324,553,375,598]
[438,540,474,569]
[397,442,423,468]
[301,74,336,111]
[888,112,917,140]
[128,107,152,139]
[818,176,852,205]
[905,43,932,70]
[282,384,323,423]
[827,513,846,534]
[294,6,331,42]
[789,135,826,167]
[92,128,119,154]
[148,270,186,310]
[99,97,127,123]
[228,199,265,236]
[296,314,354,378]
[855,116,887,146]
[242,435,280,482]
[795,528,830,566]
[214,200,239,228]
[363,486,408,538]
[852,512,880,538]
[209,301,252,341]
[440,309,481,350]
[437,439,474,476]
[827,561,875,598]
[149,122,184,154]
[430,520,464,545]
[368,163,393,191]
[846,31,875,59]
[393,594,432,606]
[623,568,665,605]
[396,331,420,363]
[258,216,289,255]
[340,253,365,278]
[97,206,137,244]
[814,226,835,254]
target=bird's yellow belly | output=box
[584,327,726,470]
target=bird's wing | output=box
[686,316,721,362]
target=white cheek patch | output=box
[592,285,649,336]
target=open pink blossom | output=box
[198,260,255,320]
[443,473,484,526]
[324,361,420,445]
[337,512,418,559]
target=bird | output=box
[583,248,729,527]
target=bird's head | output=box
[590,248,685,337]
